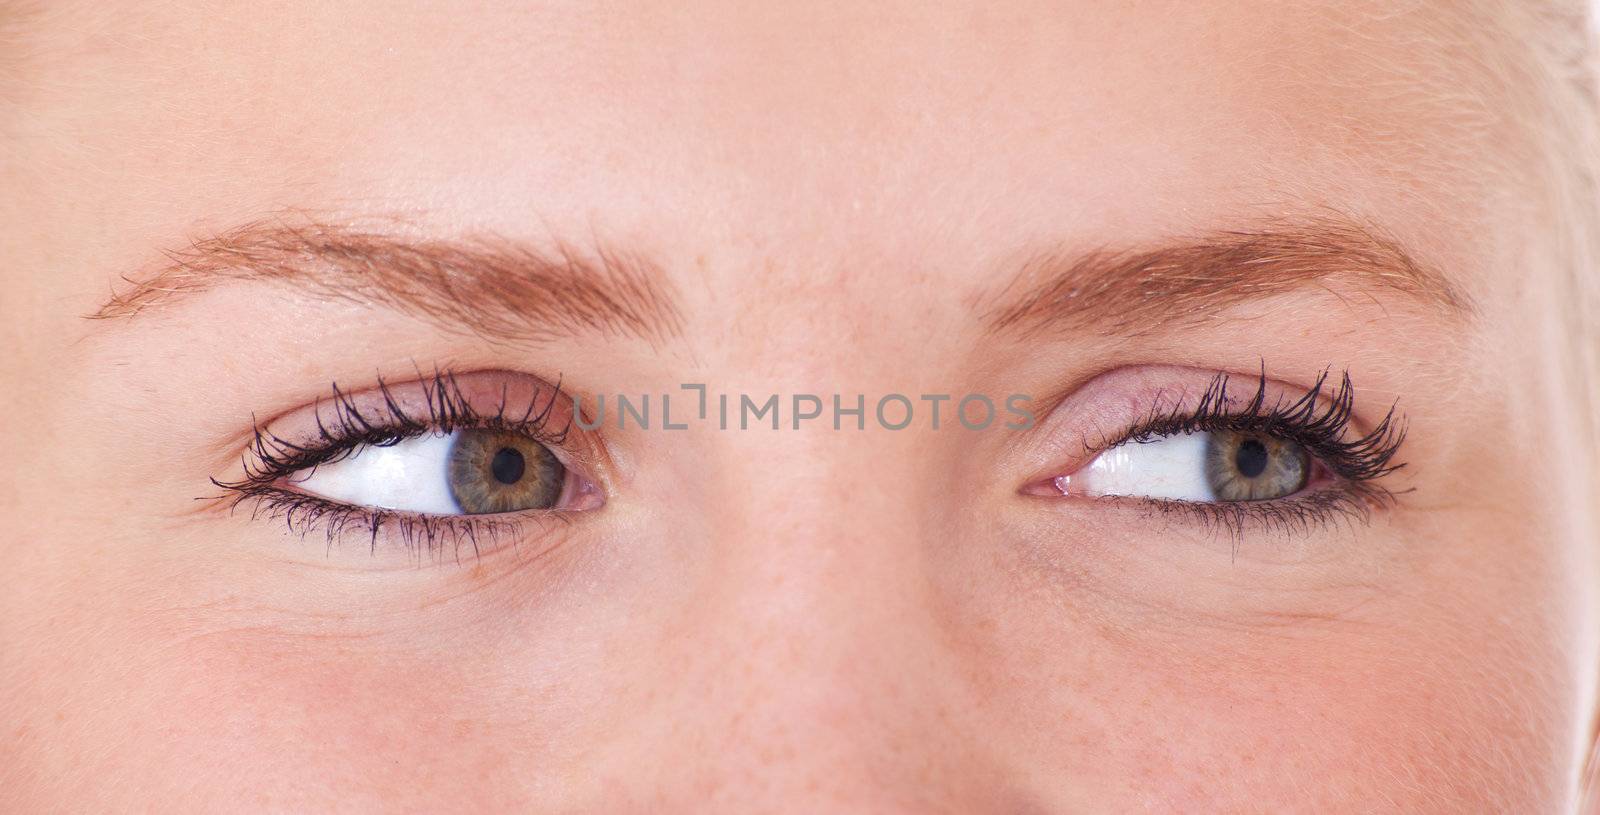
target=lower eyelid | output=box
[1057,483,1391,540]
[224,484,585,562]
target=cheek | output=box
[41,636,452,809]
[118,539,666,810]
[976,567,1579,810]
[12,565,591,812]
[142,633,533,811]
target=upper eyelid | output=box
[1022,364,1407,483]
[229,370,606,486]
[1118,369,1406,482]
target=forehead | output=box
[2,0,1542,301]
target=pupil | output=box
[490,447,526,485]
[1234,438,1269,479]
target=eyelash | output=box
[1084,367,1407,537]
[211,370,579,558]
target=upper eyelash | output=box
[216,368,573,491]
[1104,365,1407,484]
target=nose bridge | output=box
[712,415,932,638]
[673,421,979,797]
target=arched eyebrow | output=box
[979,217,1473,338]
[95,214,1467,346]
[88,216,684,346]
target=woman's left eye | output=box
[1054,429,1314,502]
[288,429,586,515]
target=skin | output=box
[1,0,1597,811]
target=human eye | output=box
[212,370,604,558]
[291,427,583,514]
[1024,367,1406,535]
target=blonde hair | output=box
[1513,0,1600,447]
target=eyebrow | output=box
[89,216,684,345]
[980,217,1472,338]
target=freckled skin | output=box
[0,1,1596,812]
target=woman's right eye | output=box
[287,428,599,516]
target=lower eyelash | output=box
[1103,480,1399,545]
[221,483,573,561]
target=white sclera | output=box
[289,430,463,514]
[1058,432,1217,501]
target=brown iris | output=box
[1203,430,1310,501]
[447,429,566,514]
